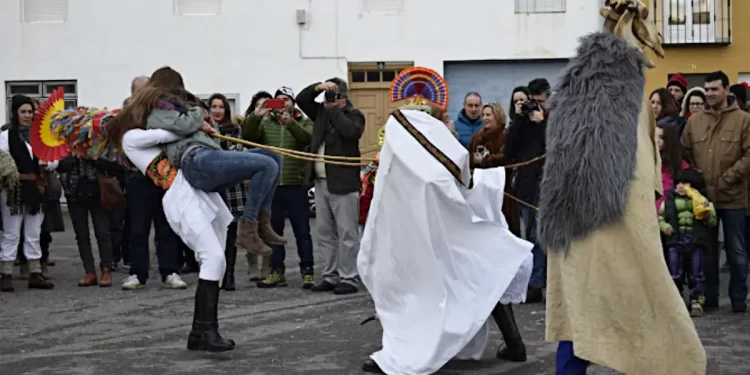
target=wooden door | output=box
[350,89,385,157]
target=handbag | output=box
[98,173,127,211]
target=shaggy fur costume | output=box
[538,31,650,251]
[0,148,22,215]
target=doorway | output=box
[348,62,414,157]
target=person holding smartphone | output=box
[243,87,316,289]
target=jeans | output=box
[521,206,546,289]
[710,209,748,302]
[556,341,590,375]
[109,209,127,264]
[126,174,181,284]
[181,147,281,220]
[270,186,314,272]
[666,235,705,299]
[68,199,113,274]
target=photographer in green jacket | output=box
[242,87,315,288]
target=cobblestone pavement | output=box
[0,217,748,374]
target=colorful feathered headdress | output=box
[31,88,123,164]
[390,67,449,111]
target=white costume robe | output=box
[357,109,533,375]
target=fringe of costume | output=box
[538,31,649,251]
[0,149,22,215]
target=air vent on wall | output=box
[22,0,68,23]
[174,0,222,16]
[363,0,405,13]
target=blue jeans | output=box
[556,341,590,375]
[521,206,546,289]
[181,147,281,220]
[126,174,181,283]
[270,186,314,272]
[716,209,748,302]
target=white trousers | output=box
[194,226,226,282]
[0,190,45,262]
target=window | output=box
[350,69,402,83]
[661,0,731,44]
[362,0,405,13]
[5,80,77,122]
[515,0,566,13]
[22,0,68,23]
[174,0,221,16]
[198,94,240,118]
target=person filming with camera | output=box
[504,84,547,304]
[296,78,365,295]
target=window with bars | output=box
[22,0,68,23]
[174,0,222,16]
[5,80,78,122]
[515,0,566,13]
[362,0,405,13]
[659,0,731,45]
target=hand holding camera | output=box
[520,99,545,123]
[253,98,273,117]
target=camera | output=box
[324,91,342,103]
[520,99,541,116]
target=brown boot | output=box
[99,268,113,287]
[28,273,54,289]
[236,217,271,256]
[78,273,98,287]
[258,211,287,245]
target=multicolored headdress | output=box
[390,67,449,111]
[31,88,123,164]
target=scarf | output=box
[8,125,44,215]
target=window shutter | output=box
[22,0,68,23]
[174,0,222,16]
[362,0,405,13]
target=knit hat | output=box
[275,86,295,103]
[667,73,688,94]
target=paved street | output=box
[1,216,749,374]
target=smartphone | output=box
[264,98,286,109]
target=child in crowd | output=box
[658,168,717,317]
[656,122,689,212]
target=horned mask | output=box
[600,0,665,67]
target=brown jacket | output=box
[681,98,750,209]
[468,126,521,237]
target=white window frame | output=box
[21,0,69,23]
[362,0,406,14]
[514,0,566,14]
[173,0,222,16]
[662,0,716,44]
[198,93,241,119]
[5,80,78,122]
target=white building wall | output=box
[0,0,604,120]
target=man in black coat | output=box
[296,78,365,295]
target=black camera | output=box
[520,99,541,115]
[324,91,342,103]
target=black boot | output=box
[222,223,237,291]
[187,279,235,352]
[0,274,13,292]
[491,303,527,362]
[362,358,384,373]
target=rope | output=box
[213,133,544,210]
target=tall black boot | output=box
[222,223,238,291]
[491,303,527,362]
[187,279,235,352]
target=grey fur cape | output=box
[538,31,650,251]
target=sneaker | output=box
[334,283,359,295]
[122,275,146,290]
[257,271,287,288]
[301,274,315,290]
[163,273,188,289]
[690,299,703,317]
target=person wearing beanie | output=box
[0,95,57,292]
[729,83,748,111]
[243,86,316,289]
[667,73,688,105]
